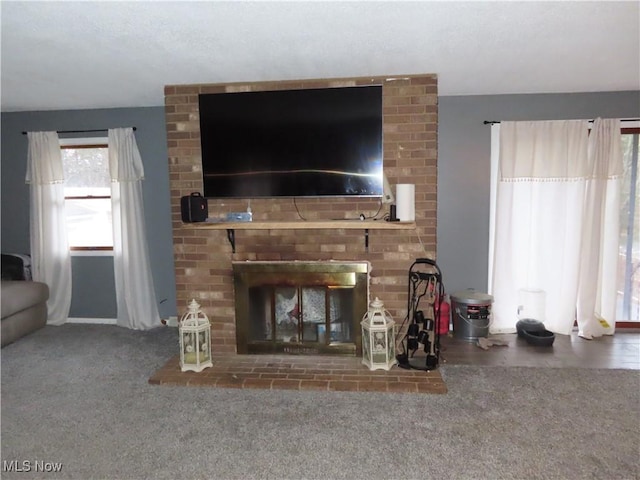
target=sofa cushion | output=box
[1,281,49,319]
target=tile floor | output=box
[439,329,640,370]
[148,329,640,394]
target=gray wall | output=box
[437,91,640,296]
[1,107,176,319]
[2,91,639,319]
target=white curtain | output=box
[25,132,72,325]
[489,119,622,337]
[108,128,161,330]
[576,119,622,338]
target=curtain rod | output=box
[21,127,137,135]
[484,119,640,125]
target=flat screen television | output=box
[198,85,383,198]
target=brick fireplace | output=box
[165,74,438,354]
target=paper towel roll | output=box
[396,184,415,221]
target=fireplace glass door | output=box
[233,261,369,356]
[247,286,355,354]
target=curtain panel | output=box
[576,119,622,337]
[489,119,622,337]
[25,131,72,325]
[108,128,161,330]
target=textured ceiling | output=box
[1,1,639,112]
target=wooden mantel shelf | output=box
[185,220,415,230]
[183,220,416,252]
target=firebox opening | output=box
[233,261,369,356]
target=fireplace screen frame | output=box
[233,262,369,356]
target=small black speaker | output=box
[181,192,208,223]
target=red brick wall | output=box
[165,74,438,353]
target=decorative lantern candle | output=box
[179,299,212,372]
[361,297,397,371]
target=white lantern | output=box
[179,299,212,372]
[361,297,397,371]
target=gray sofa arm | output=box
[1,280,49,347]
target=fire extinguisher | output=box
[437,294,451,335]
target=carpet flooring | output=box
[1,324,638,480]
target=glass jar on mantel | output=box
[361,297,397,371]
[179,299,212,373]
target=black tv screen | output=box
[198,85,383,198]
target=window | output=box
[60,138,113,251]
[618,127,640,321]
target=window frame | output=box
[618,125,640,324]
[59,137,114,255]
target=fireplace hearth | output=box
[233,261,369,356]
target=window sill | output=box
[70,250,113,257]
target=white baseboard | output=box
[67,317,118,325]
[161,316,179,327]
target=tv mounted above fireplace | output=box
[198,85,383,199]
